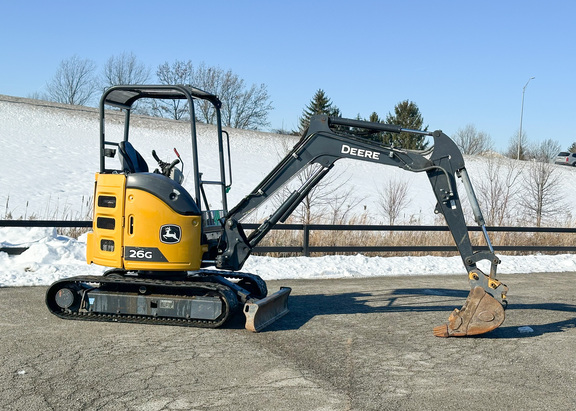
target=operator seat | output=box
[118,141,149,173]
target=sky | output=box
[1,0,576,152]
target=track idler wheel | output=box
[433,286,505,337]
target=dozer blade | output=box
[433,286,505,337]
[244,287,291,332]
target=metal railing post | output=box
[303,224,310,257]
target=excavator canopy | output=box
[101,84,222,109]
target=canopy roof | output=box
[101,84,222,109]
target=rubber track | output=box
[46,275,240,328]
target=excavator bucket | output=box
[244,287,291,332]
[433,286,505,337]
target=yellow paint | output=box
[86,173,204,271]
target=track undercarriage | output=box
[46,270,290,331]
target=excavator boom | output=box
[216,115,508,336]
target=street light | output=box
[517,76,535,160]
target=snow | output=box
[2,95,576,288]
[0,228,105,286]
[2,226,576,287]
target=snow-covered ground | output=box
[2,226,576,287]
[2,95,576,287]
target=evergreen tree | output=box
[297,89,339,134]
[364,111,386,142]
[368,112,381,123]
[569,142,576,153]
[384,100,429,149]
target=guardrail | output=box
[2,220,576,256]
[243,223,576,256]
[0,220,93,228]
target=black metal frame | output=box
[98,85,231,214]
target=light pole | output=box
[517,76,535,160]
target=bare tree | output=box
[325,182,365,225]
[154,61,273,129]
[154,60,195,120]
[452,124,493,155]
[225,82,272,130]
[268,139,363,225]
[193,63,272,130]
[45,55,98,105]
[520,159,564,226]
[156,60,194,84]
[192,63,222,124]
[102,52,151,88]
[476,157,522,226]
[291,164,351,225]
[27,91,49,101]
[505,129,529,159]
[377,177,410,225]
[528,138,561,162]
[264,164,343,225]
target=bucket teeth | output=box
[433,286,505,337]
[244,287,291,332]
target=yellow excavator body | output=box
[86,172,205,271]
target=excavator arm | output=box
[216,114,508,337]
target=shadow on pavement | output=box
[260,287,576,339]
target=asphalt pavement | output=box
[1,272,576,410]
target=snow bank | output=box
[0,227,104,286]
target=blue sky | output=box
[1,0,575,152]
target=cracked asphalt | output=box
[1,272,576,410]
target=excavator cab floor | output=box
[433,286,505,337]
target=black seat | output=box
[118,141,149,173]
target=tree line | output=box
[32,53,461,152]
[36,53,573,161]
[293,89,429,150]
[35,53,273,130]
[295,89,572,162]
[292,89,572,228]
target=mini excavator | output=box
[46,85,508,336]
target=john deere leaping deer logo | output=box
[160,225,181,244]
